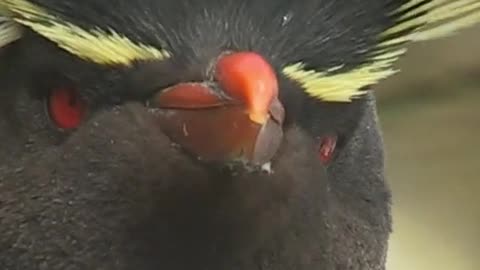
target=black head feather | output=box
[21,0,406,72]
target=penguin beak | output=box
[150,52,285,166]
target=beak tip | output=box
[251,118,284,166]
[248,112,269,125]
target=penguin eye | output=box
[47,87,87,129]
[317,135,337,164]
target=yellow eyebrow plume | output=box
[1,0,171,66]
[283,0,480,102]
[0,17,21,48]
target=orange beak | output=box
[151,52,284,165]
[214,52,279,125]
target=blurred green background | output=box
[376,26,480,270]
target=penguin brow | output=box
[0,0,172,66]
[283,0,480,103]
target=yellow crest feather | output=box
[1,0,171,65]
[283,0,480,102]
[0,18,21,48]
[0,6,21,48]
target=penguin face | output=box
[0,0,478,269]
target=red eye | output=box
[318,135,337,164]
[48,87,86,129]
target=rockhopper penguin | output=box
[0,0,479,269]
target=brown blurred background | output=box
[376,26,480,270]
